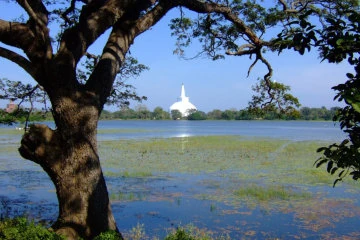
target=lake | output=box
[96,120,345,141]
[0,120,359,239]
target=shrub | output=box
[93,230,123,240]
[0,217,63,240]
[165,225,230,240]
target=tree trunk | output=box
[18,93,120,240]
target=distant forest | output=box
[1,105,341,123]
[99,105,340,121]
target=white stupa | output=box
[170,84,197,117]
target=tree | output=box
[1,0,359,239]
[248,79,301,119]
[221,109,237,120]
[134,104,151,119]
[235,109,256,120]
[171,109,182,120]
[114,107,137,119]
[187,110,207,120]
[152,106,170,120]
[306,8,360,185]
[207,109,223,120]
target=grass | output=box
[0,128,24,135]
[234,184,312,201]
[99,136,288,174]
[109,191,147,202]
[0,219,229,240]
[99,136,339,186]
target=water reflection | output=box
[177,136,189,153]
[96,120,345,142]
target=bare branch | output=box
[56,0,146,66]
[259,53,273,82]
[0,20,35,53]
[85,52,99,65]
[278,0,288,11]
[247,56,259,77]
[226,44,257,56]
[61,0,77,26]
[0,47,37,79]
[0,1,52,63]
[278,0,310,13]
[130,0,177,36]
[16,0,48,30]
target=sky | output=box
[0,1,352,112]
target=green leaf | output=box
[317,147,328,152]
[300,19,308,29]
[327,161,334,173]
[315,158,328,168]
[346,73,354,78]
[345,95,360,113]
[333,178,341,188]
[330,167,338,175]
[336,38,344,46]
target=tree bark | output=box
[18,92,120,240]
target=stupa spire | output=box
[180,83,186,99]
[180,83,189,102]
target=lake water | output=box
[96,120,345,141]
[0,120,358,239]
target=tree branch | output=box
[85,0,177,106]
[61,0,78,26]
[0,46,37,79]
[278,0,310,13]
[0,20,36,54]
[226,44,257,56]
[16,0,52,60]
[131,0,177,36]
[56,0,131,65]
[1,1,52,64]
[16,0,48,30]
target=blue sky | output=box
[0,2,351,112]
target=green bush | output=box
[165,228,198,240]
[0,217,63,240]
[164,225,230,240]
[93,230,123,240]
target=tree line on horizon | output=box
[0,104,339,124]
[99,105,340,121]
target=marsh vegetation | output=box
[1,121,359,239]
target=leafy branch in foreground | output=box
[305,9,360,186]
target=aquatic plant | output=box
[125,223,147,240]
[165,224,230,240]
[234,184,311,202]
